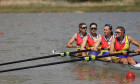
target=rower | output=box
[66,23,88,56]
[91,24,114,60]
[81,23,101,57]
[110,26,140,65]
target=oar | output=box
[130,53,140,57]
[0,58,84,73]
[0,49,91,66]
[0,51,136,73]
[78,50,136,61]
[52,48,108,54]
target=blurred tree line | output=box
[66,0,118,2]
[67,0,102,2]
[43,0,122,2]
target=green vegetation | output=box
[67,0,102,2]
[0,5,140,13]
[135,1,140,6]
[0,0,140,13]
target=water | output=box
[0,12,140,84]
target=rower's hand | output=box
[134,48,140,53]
[91,47,95,51]
[121,51,127,55]
[72,44,77,48]
[97,47,102,51]
[91,47,98,52]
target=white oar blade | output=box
[52,49,60,54]
[133,63,140,67]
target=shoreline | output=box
[0,5,140,13]
[0,0,140,13]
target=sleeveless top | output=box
[87,33,98,48]
[100,35,114,56]
[87,34,100,56]
[76,33,84,46]
[101,35,112,49]
[115,36,130,58]
[76,32,87,51]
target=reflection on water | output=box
[0,76,30,84]
[72,63,135,84]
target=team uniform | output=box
[87,33,100,56]
[76,32,87,51]
[99,35,114,56]
[115,36,130,58]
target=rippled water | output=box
[0,12,140,84]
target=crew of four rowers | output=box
[66,23,140,65]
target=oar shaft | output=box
[0,51,137,73]
[0,49,91,66]
[0,54,60,66]
[70,49,91,54]
[0,58,83,73]
[131,53,140,57]
[96,51,135,59]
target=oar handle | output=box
[83,50,135,61]
[128,51,135,53]
[101,48,110,50]
[69,49,91,54]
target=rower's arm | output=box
[81,36,88,56]
[128,36,140,48]
[81,36,87,50]
[66,33,77,48]
[110,38,116,54]
[128,36,140,53]
[91,35,101,52]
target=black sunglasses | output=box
[90,27,97,30]
[80,27,87,29]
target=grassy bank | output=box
[0,0,140,13]
[0,5,140,13]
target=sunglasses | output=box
[90,27,97,30]
[115,31,121,34]
[80,27,87,29]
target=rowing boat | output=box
[60,55,140,74]
[52,49,140,73]
[0,49,139,73]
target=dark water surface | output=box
[0,12,140,84]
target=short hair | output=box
[90,23,97,28]
[79,23,86,28]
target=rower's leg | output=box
[120,58,128,64]
[75,53,82,56]
[127,57,136,65]
[102,57,112,61]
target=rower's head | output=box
[79,23,87,34]
[104,24,113,36]
[89,23,97,34]
[115,26,125,37]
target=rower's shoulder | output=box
[73,33,78,37]
[127,35,133,41]
[126,35,131,39]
